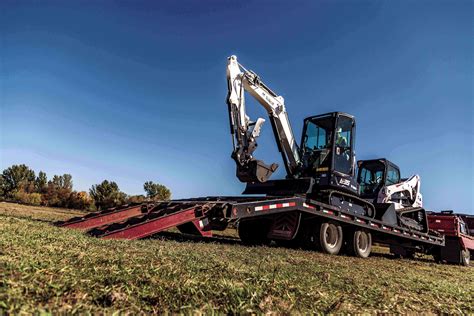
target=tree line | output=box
[0,164,171,211]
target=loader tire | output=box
[238,219,270,246]
[316,222,343,255]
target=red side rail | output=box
[58,204,148,230]
[101,207,202,240]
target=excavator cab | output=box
[300,112,358,195]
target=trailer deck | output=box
[57,196,444,252]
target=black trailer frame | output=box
[223,196,444,249]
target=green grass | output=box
[0,202,473,313]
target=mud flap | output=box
[267,212,301,240]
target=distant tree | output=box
[41,174,74,207]
[51,174,73,191]
[35,171,48,193]
[143,181,171,201]
[68,191,93,210]
[89,180,127,210]
[0,175,5,199]
[0,164,36,198]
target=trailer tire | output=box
[461,249,470,266]
[347,230,372,258]
[316,222,343,255]
[432,248,442,264]
[238,219,270,246]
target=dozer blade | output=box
[55,203,154,230]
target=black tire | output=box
[347,230,372,258]
[461,249,470,266]
[238,219,270,246]
[432,248,442,263]
[405,250,416,260]
[316,222,343,255]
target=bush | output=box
[68,191,93,210]
[127,195,146,204]
[14,191,42,206]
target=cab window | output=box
[385,165,400,185]
[334,116,353,174]
[358,161,385,197]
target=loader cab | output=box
[300,112,358,195]
[357,159,401,200]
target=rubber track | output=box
[320,189,377,218]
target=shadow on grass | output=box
[148,231,242,245]
[147,231,438,263]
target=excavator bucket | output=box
[236,159,278,183]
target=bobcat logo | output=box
[339,178,350,186]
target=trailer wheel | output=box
[347,230,372,258]
[238,219,270,246]
[316,222,343,255]
[461,249,470,266]
[432,248,442,263]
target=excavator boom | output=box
[226,55,300,182]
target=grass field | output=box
[1,202,473,313]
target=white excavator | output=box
[226,55,424,229]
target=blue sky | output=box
[1,0,472,213]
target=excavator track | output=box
[319,189,377,218]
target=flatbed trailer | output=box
[57,195,445,261]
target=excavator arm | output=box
[226,55,300,183]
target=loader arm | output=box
[226,55,300,183]
[378,174,423,209]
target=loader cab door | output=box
[385,164,401,185]
[357,160,386,200]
